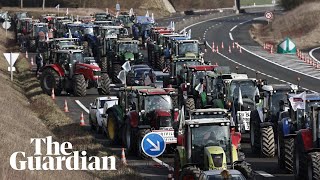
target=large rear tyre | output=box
[174,151,181,180]
[277,122,285,169]
[99,73,111,95]
[179,166,201,180]
[157,56,165,70]
[107,112,120,144]
[294,132,308,179]
[261,126,275,157]
[250,111,260,154]
[234,161,253,179]
[73,74,86,96]
[101,57,108,72]
[307,152,320,180]
[124,123,135,153]
[185,98,195,113]
[284,137,294,173]
[137,129,151,159]
[40,68,62,95]
[112,63,122,84]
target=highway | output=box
[27,8,320,179]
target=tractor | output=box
[40,48,110,96]
[178,65,218,112]
[277,92,320,173]
[250,84,298,158]
[173,108,252,179]
[294,104,320,179]
[133,15,155,45]
[94,12,114,22]
[12,12,29,43]
[105,87,179,158]
[106,38,143,83]
[26,22,49,52]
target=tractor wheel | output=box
[150,50,155,67]
[112,63,122,84]
[99,73,111,95]
[137,129,151,159]
[89,116,95,131]
[294,133,308,179]
[73,74,87,97]
[284,137,294,173]
[261,126,275,157]
[185,98,195,113]
[174,151,181,180]
[29,40,36,52]
[124,123,135,153]
[154,52,160,70]
[277,122,285,169]
[250,111,260,154]
[40,68,62,96]
[172,95,179,109]
[107,112,120,144]
[157,56,165,70]
[234,161,253,179]
[307,152,320,180]
[126,71,135,86]
[101,57,108,72]
[179,166,201,180]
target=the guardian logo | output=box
[10,136,116,170]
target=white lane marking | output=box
[75,100,89,114]
[110,84,116,87]
[230,25,237,32]
[152,157,174,171]
[229,19,320,83]
[256,171,274,177]
[309,46,320,63]
[229,32,234,41]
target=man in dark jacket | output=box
[36,52,43,76]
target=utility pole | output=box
[42,0,45,10]
[20,0,23,9]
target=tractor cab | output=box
[172,39,205,59]
[94,12,113,22]
[32,23,49,39]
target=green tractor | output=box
[106,38,144,83]
[174,108,252,179]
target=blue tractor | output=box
[277,92,320,173]
[133,16,155,45]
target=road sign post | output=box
[141,132,166,158]
[2,21,11,37]
[4,53,19,81]
[265,11,274,25]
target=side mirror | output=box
[173,121,179,138]
[255,95,260,103]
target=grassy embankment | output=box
[0,29,140,179]
[250,2,320,49]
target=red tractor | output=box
[106,86,179,158]
[40,48,110,96]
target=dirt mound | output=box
[251,2,320,49]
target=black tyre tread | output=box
[40,68,62,95]
[284,137,294,173]
[73,74,86,96]
[101,57,108,72]
[154,52,160,70]
[294,133,308,180]
[113,63,122,84]
[185,98,195,113]
[137,129,151,159]
[308,152,320,180]
[261,126,275,157]
[277,122,285,169]
[174,151,181,180]
[100,73,111,95]
[157,56,165,70]
[234,161,253,179]
[107,112,120,144]
[179,166,201,180]
[250,111,260,154]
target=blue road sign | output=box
[141,132,166,158]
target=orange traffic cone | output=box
[26,51,28,58]
[263,43,266,50]
[64,99,69,112]
[232,41,235,49]
[212,42,215,49]
[80,112,85,126]
[229,45,231,53]
[121,148,127,165]
[239,47,242,53]
[30,57,34,66]
[270,46,273,54]
[221,41,224,49]
[216,46,219,53]
[51,88,55,100]
[236,42,239,49]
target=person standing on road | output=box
[36,52,43,76]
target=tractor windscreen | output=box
[69,26,81,35]
[34,25,48,34]
[230,80,256,101]
[192,71,212,91]
[71,52,84,63]
[178,43,199,56]
[119,43,138,53]
[175,61,201,76]
[144,95,172,112]
[190,124,231,165]
[270,91,289,114]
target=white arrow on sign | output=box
[147,138,160,151]
[4,53,19,65]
